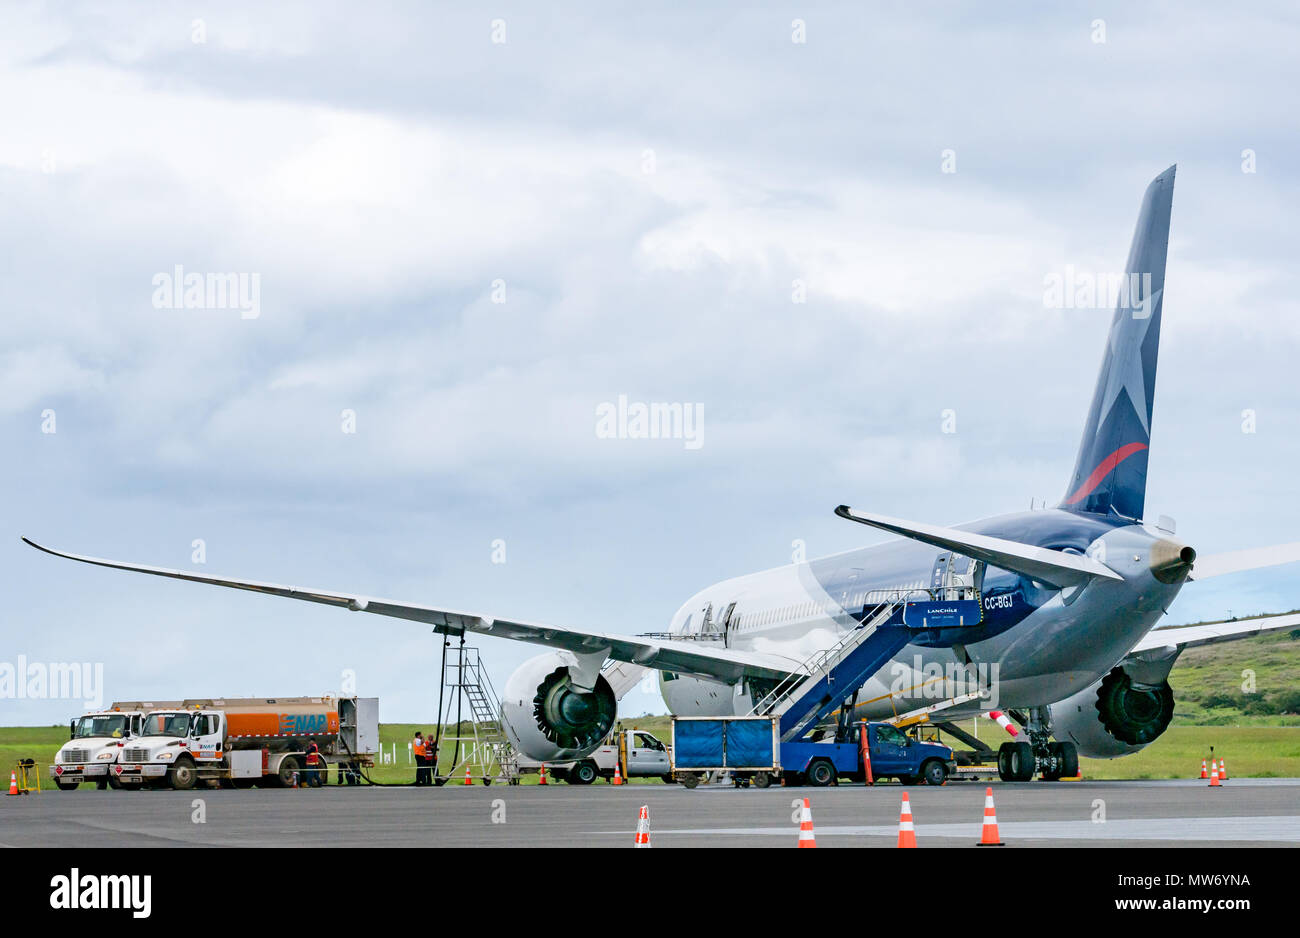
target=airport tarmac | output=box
[4,778,1299,848]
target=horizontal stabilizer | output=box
[1190,542,1300,581]
[834,506,1121,589]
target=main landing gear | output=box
[996,707,1078,782]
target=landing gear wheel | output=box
[753,771,773,789]
[921,760,948,786]
[1045,741,1078,780]
[998,741,1035,781]
[805,760,836,787]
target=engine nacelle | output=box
[501,652,618,762]
[1048,665,1175,758]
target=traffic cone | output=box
[634,805,651,848]
[538,764,548,786]
[1219,757,1228,781]
[976,787,1004,846]
[1208,760,1221,787]
[897,793,918,848]
[1199,759,1208,779]
[6,771,18,796]
[612,762,623,785]
[797,797,816,848]
[463,764,472,786]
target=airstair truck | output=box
[113,696,379,790]
[51,701,180,791]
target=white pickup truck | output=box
[51,704,175,791]
[519,729,674,784]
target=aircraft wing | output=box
[21,538,802,684]
[1128,612,1300,655]
[834,506,1121,589]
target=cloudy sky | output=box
[3,2,1298,724]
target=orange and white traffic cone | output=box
[463,764,472,786]
[797,797,816,848]
[1208,759,1221,787]
[612,762,623,785]
[634,805,651,848]
[538,764,548,786]
[6,771,18,796]
[1199,759,1208,779]
[1218,757,1228,781]
[897,792,918,848]
[976,787,1004,846]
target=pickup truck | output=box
[672,717,956,788]
[518,729,674,784]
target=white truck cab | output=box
[113,710,206,789]
[51,707,148,791]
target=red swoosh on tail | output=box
[1064,442,1149,505]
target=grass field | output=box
[5,629,1297,787]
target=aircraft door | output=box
[931,552,983,601]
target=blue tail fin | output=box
[1061,166,1176,520]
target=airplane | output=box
[24,164,1300,781]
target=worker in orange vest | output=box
[413,731,430,786]
[303,740,323,788]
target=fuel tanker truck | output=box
[112,696,379,790]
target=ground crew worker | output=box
[304,739,323,788]
[413,731,429,786]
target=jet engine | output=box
[501,652,618,762]
[1047,664,1175,758]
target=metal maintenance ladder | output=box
[434,642,519,784]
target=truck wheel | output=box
[806,760,836,787]
[680,773,701,789]
[753,771,773,789]
[660,774,676,784]
[95,777,109,790]
[55,779,79,792]
[169,758,197,791]
[275,756,300,788]
[569,761,598,785]
[108,775,122,790]
[921,760,948,786]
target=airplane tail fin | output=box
[1060,165,1176,520]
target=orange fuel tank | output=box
[182,697,340,751]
